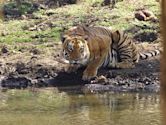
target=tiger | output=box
[61,25,160,81]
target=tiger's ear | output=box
[60,33,68,43]
[83,35,89,41]
[112,30,120,42]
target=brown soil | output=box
[0,42,160,93]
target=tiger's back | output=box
[62,25,113,39]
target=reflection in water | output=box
[0,88,161,125]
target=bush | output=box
[44,0,78,7]
[3,1,39,17]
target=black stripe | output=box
[133,58,138,62]
[120,54,132,59]
[153,50,159,55]
[118,40,132,50]
[117,34,128,47]
[118,48,132,54]
[117,38,126,48]
[103,53,109,67]
[107,51,111,66]
[140,54,148,59]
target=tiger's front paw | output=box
[82,69,97,81]
[65,64,80,73]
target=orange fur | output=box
[63,35,111,81]
[62,25,160,81]
[82,35,110,80]
[62,25,116,81]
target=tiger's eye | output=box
[65,52,68,56]
[68,47,73,52]
[67,43,73,52]
[63,50,69,58]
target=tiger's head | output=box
[62,36,90,65]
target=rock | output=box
[15,62,29,74]
[1,31,8,36]
[29,48,41,55]
[0,75,6,84]
[46,10,56,16]
[1,76,31,89]
[134,31,158,42]
[135,11,146,21]
[21,15,27,20]
[91,75,108,84]
[135,9,158,22]
[1,46,9,54]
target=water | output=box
[0,88,161,125]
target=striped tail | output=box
[139,49,161,60]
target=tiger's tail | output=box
[139,49,161,60]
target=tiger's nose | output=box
[73,60,79,64]
[71,60,79,64]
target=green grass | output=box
[0,19,61,43]
[0,0,160,46]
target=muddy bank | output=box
[0,43,160,93]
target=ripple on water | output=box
[0,89,162,125]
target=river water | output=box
[0,88,161,125]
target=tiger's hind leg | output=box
[115,45,137,69]
[115,61,135,69]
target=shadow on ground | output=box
[0,56,160,93]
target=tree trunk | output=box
[161,0,166,125]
